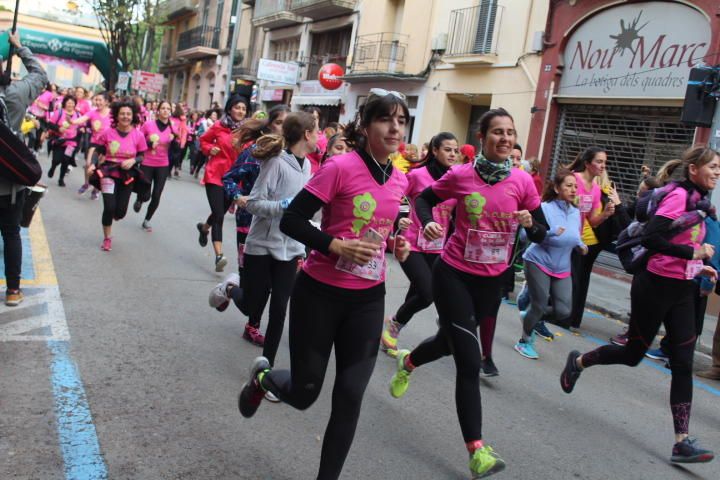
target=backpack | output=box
[615,182,711,274]
[0,94,43,186]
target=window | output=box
[207,73,216,106]
[270,37,300,64]
[192,75,201,109]
[307,26,352,80]
[474,0,498,54]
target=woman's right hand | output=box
[329,238,380,266]
[694,243,715,260]
[210,146,221,156]
[398,217,412,231]
[423,222,444,241]
[234,195,249,209]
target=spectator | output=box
[0,31,47,307]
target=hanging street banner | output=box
[131,70,164,93]
[559,2,711,98]
[257,58,299,85]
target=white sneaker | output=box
[209,273,240,311]
[264,391,281,403]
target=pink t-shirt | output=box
[76,99,92,116]
[96,128,148,163]
[405,166,456,253]
[52,110,80,148]
[29,90,54,117]
[302,151,409,289]
[647,187,706,280]
[574,172,602,245]
[87,109,112,145]
[141,120,173,167]
[432,163,541,277]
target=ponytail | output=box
[253,134,285,160]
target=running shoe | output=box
[209,273,240,312]
[560,350,582,394]
[90,189,99,200]
[196,223,208,247]
[469,444,506,479]
[533,321,554,341]
[101,237,112,252]
[697,368,720,381]
[480,357,499,377]
[389,349,412,398]
[645,348,669,361]
[238,356,270,418]
[5,289,24,307]
[77,184,89,195]
[243,324,265,347]
[514,335,539,360]
[380,316,403,355]
[610,330,629,346]
[215,254,228,272]
[264,391,281,403]
[133,199,142,213]
[47,166,55,178]
[142,220,152,232]
[671,437,714,463]
[58,179,66,187]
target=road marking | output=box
[0,286,70,341]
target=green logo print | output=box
[351,192,377,235]
[464,192,487,227]
[691,223,701,243]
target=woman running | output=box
[170,104,188,177]
[388,107,548,478]
[560,145,718,464]
[132,100,174,232]
[565,146,615,329]
[197,95,248,271]
[28,83,56,152]
[381,132,459,356]
[514,168,586,360]
[237,90,411,480]
[211,104,290,348]
[47,95,79,187]
[86,100,148,251]
[76,92,112,200]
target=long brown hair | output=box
[253,112,316,160]
[542,167,575,202]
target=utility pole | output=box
[224,0,245,102]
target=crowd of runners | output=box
[15,83,719,479]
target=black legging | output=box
[0,190,26,290]
[581,270,697,435]
[205,184,231,243]
[262,272,384,480]
[408,258,503,442]
[138,164,170,222]
[242,253,298,366]
[101,178,133,227]
[49,146,74,182]
[659,283,707,352]
[395,251,438,324]
[568,243,603,328]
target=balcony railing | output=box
[158,0,197,22]
[253,0,303,28]
[445,2,503,58]
[178,26,220,54]
[350,33,407,74]
[290,0,356,20]
[231,49,260,77]
[304,54,348,81]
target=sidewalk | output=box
[583,269,717,357]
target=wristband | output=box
[280,198,291,209]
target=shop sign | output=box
[299,80,347,96]
[261,89,284,102]
[131,70,164,94]
[559,2,711,98]
[257,58,299,85]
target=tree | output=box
[92,0,164,89]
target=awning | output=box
[291,95,342,107]
[0,28,114,80]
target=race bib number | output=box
[685,259,704,280]
[335,228,386,280]
[464,230,513,264]
[100,177,115,194]
[64,145,75,157]
[417,230,444,251]
[578,194,594,213]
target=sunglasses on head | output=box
[368,88,407,101]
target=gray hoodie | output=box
[245,149,312,261]
[0,46,47,198]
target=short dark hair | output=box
[61,95,77,109]
[110,100,142,127]
[513,143,523,153]
[343,93,410,150]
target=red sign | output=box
[318,63,344,90]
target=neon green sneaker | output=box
[389,349,412,398]
[469,445,506,479]
[380,316,402,355]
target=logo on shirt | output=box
[92,120,102,132]
[464,192,487,227]
[691,223,701,243]
[109,140,121,156]
[352,192,377,235]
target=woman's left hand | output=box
[393,234,410,262]
[514,210,533,228]
[699,265,717,282]
[120,159,136,170]
[608,188,622,206]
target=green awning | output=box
[0,28,114,80]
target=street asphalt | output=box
[1,155,719,480]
